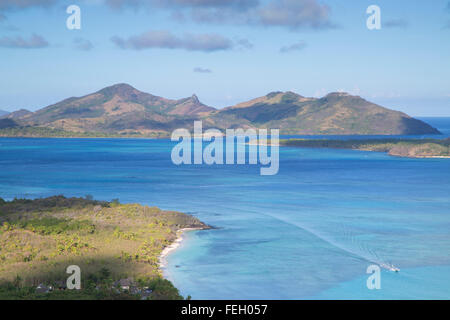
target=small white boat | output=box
[381,263,400,272]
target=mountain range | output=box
[0,83,440,136]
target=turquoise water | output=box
[0,118,449,299]
[313,265,450,300]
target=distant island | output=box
[0,83,441,137]
[278,138,450,158]
[0,196,209,300]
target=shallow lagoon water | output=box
[0,118,449,299]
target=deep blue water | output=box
[0,117,449,299]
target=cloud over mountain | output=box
[106,0,258,10]
[384,18,408,28]
[0,0,335,32]
[105,0,334,31]
[280,41,306,53]
[0,33,48,49]
[258,0,333,30]
[193,67,212,73]
[0,0,56,11]
[111,30,233,52]
[74,38,94,51]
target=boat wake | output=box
[256,209,401,272]
[215,203,401,272]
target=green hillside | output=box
[0,196,208,300]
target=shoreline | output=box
[158,227,206,270]
[252,138,450,159]
[0,196,201,300]
[0,131,445,140]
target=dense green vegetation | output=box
[0,274,181,300]
[280,138,450,158]
[0,196,208,300]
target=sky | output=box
[0,0,449,116]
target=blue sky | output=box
[0,0,449,116]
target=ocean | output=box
[0,117,449,299]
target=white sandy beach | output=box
[159,227,203,269]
